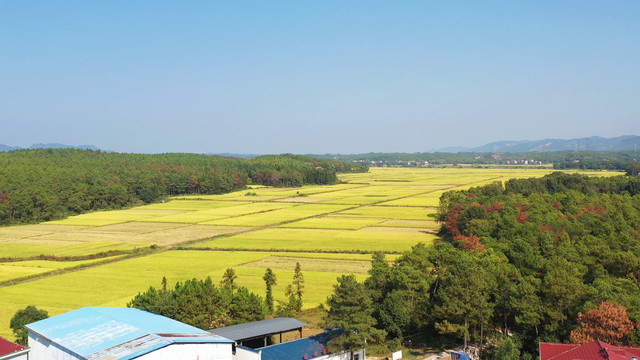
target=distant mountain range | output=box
[1,136,639,154]
[431,135,640,153]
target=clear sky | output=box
[1,1,638,154]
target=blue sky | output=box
[1,1,638,154]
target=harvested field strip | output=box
[379,219,440,228]
[26,224,249,246]
[144,202,300,224]
[337,205,436,220]
[0,224,90,241]
[1,241,144,259]
[273,197,331,203]
[279,217,384,230]
[307,186,432,205]
[82,222,188,234]
[130,225,250,245]
[240,256,371,274]
[358,226,435,233]
[136,200,240,211]
[271,252,399,262]
[140,211,232,224]
[174,184,365,201]
[378,191,448,207]
[201,204,353,226]
[45,210,174,226]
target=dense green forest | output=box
[330,173,640,358]
[314,150,640,169]
[0,149,367,225]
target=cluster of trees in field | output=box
[127,271,266,330]
[128,265,305,331]
[10,306,49,345]
[322,172,640,358]
[0,149,367,225]
[315,150,639,169]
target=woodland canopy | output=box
[323,173,640,358]
[0,149,367,225]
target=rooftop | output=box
[540,339,640,360]
[209,317,306,342]
[0,336,25,357]
[259,330,337,360]
[26,307,232,360]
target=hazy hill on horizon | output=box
[462,135,640,153]
[1,135,639,155]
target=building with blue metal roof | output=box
[25,307,234,360]
[234,330,363,360]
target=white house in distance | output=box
[25,307,234,360]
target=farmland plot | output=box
[0,167,624,340]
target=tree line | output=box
[314,150,640,169]
[322,172,640,359]
[0,149,368,225]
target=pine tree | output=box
[263,268,277,314]
[284,262,304,312]
[323,275,386,353]
[221,268,238,290]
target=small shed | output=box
[209,318,306,347]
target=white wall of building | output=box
[313,350,355,360]
[136,343,233,360]
[28,332,82,360]
[234,346,261,360]
[0,348,30,360]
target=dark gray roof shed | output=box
[208,318,306,343]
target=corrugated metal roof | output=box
[26,307,232,359]
[0,336,25,356]
[540,339,640,360]
[209,317,306,342]
[259,330,337,360]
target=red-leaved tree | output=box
[569,301,635,345]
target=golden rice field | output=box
[0,167,623,339]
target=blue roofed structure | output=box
[256,330,363,360]
[25,307,233,360]
[209,317,306,346]
[260,331,330,360]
